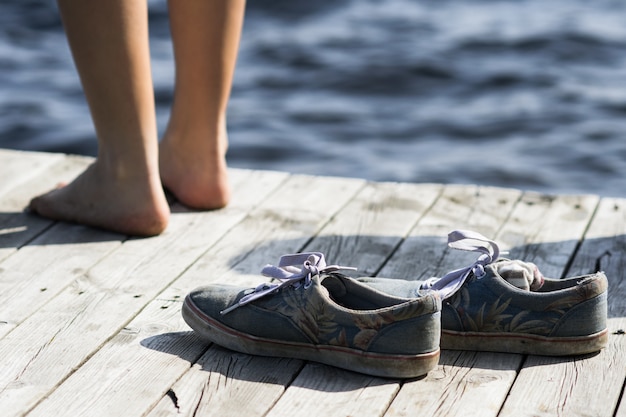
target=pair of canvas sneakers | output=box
[182,230,609,379]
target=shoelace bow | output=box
[220,252,356,315]
[221,230,501,313]
[420,230,503,300]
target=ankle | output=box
[163,115,228,153]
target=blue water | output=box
[1,0,626,197]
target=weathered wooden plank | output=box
[385,191,600,417]
[396,351,519,417]
[266,364,400,417]
[0,152,93,212]
[25,299,208,417]
[499,353,619,417]
[568,197,626,317]
[0,169,288,417]
[377,184,522,281]
[0,153,94,264]
[0,222,122,339]
[498,192,600,278]
[147,345,303,417]
[0,149,63,197]
[304,181,443,274]
[24,174,365,417]
[499,196,626,417]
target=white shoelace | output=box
[221,230,504,313]
[420,230,502,299]
[220,252,356,315]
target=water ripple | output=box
[0,0,625,196]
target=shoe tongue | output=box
[496,260,545,291]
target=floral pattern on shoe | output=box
[446,261,608,337]
[261,278,433,351]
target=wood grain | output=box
[0,149,623,417]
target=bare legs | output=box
[160,0,245,209]
[28,0,246,236]
[29,0,169,236]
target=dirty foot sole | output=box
[183,296,440,379]
[441,328,609,356]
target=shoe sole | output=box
[182,295,440,379]
[441,328,609,356]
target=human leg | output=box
[159,0,246,209]
[29,0,169,236]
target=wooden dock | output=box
[0,148,624,417]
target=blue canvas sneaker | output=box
[359,230,608,356]
[182,253,442,378]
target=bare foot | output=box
[29,162,170,236]
[159,129,230,210]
